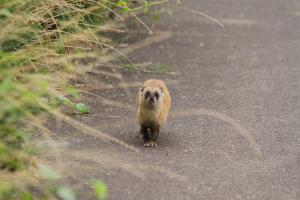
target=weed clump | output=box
[0,0,125,198]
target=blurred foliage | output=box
[92,179,107,199]
[0,0,175,199]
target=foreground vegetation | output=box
[0,0,223,198]
[0,0,176,198]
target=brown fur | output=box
[137,79,171,147]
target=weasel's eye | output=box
[145,92,150,96]
[155,92,159,98]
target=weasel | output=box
[137,79,171,147]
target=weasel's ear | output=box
[140,86,146,92]
[159,87,164,93]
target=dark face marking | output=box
[145,91,150,99]
[144,89,160,102]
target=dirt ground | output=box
[37,0,300,199]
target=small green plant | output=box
[0,164,77,199]
[75,103,90,114]
[56,187,76,200]
[122,63,138,72]
[145,62,172,74]
[39,164,76,200]
[91,179,107,200]
[58,96,90,114]
[60,97,77,110]
[38,164,60,181]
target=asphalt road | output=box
[41,0,300,199]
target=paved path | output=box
[43,0,300,199]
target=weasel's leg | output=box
[144,124,160,147]
[140,125,150,143]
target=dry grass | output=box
[0,0,224,198]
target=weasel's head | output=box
[140,86,164,106]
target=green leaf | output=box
[156,62,167,69]
[38,165,59,181]
[144,1,148,14]
[21,192,32,200]
[0,75,13,94]
[67,86,79,98]
[76,103,90,114]
[146,61,172,74]
[115,1,127,6]
[57,187,76,200]
[38,81,49,89]
[122,63,137,72]
[119,8,129,13]
[59,96,76,109]
[153,16,160,21]
[0,9,12,17]
[176,0,181,5]
[93,180,107,199]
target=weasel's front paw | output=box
[144,141,157,147]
